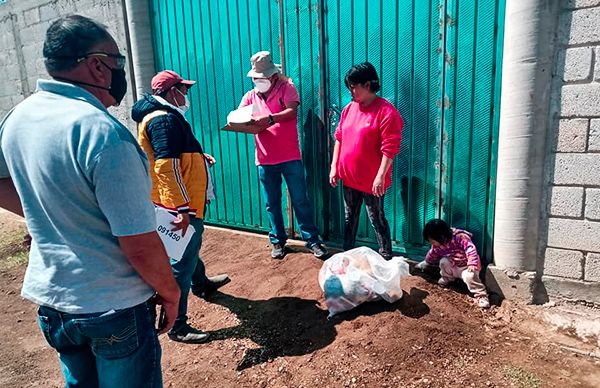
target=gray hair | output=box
[43,15,113,73]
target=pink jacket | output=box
[425,228,481,270]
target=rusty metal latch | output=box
[443,96,451,109]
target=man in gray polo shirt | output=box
[0,15,179,387]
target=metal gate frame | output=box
[149,0,505,261]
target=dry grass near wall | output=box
[503,365,542,388]
[0,221,29,271]
[0,250,29,270]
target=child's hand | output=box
[467,265,478,273]
[415,261,429,271]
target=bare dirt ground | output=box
[1,216,599,387]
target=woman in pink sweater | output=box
[329,62,403,260]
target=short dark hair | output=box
[423,219,453,244]
[43,15,112,73]
[344,62,381,93]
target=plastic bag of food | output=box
[318,247,410,317]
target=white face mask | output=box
[253,79,272,93]
[174,88,190,114]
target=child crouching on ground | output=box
[415,219,490,309]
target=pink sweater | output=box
[425,228,482,270]
[334,97,403,194]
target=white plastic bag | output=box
[318,247,410,317]
[154,206,195,262]
[226,104,257,123]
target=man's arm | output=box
[118,232,180,334]
[90,138,180,333]
[0,177,24,217]
[251,102,299,128]
[271,103,298,122]
[146,115,194,235]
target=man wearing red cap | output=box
[131,70,230,343]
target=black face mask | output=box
[55,61,128,106]
[106,66,127,105]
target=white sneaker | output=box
[476,296,490,309]
[438,277,451,286]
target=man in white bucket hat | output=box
[239,51,327,260]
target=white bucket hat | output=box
[247,51,281,78]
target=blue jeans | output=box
[171,216,208,331]
[36,300,162,388]
[258,160,321,246]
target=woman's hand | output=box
[329,166,339,187]
[467,265,479,273]
[372,175,385,197]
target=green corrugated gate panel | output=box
[150,0,283,233]
[440,0,504,262]
[281,0,328,236]
[149,0,505,262]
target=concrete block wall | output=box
[543,0,600,300]
[0,13,25,112]
[0,0,136,128]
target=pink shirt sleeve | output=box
[425,246,442,265]
[239,91,253,109]
[334,127,342,141]
[334,105,349,142]
[459,234,481,268]
[283,81,300,106]
[379,107,403,158]
[334,122,342,142]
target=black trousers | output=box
[343,186,393,260]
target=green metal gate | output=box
[149,0,504,261]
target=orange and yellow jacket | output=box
[131,95,208,218]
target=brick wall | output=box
[543,0,600,295]
[0,13,25,112]
[0,0,135,128]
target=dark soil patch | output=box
[0,224,599,387]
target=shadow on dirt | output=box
[206,285,431,370]
[206,292,336,370]
[410,265,475,294]
[411,266,504,307]
[330,287,431,322]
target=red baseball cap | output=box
[151,70,196,94]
